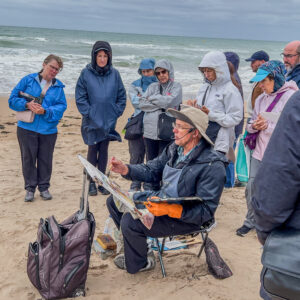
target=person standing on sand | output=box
[236,61,298,237]
[75,41,126,196]
[139,59,182,191]
[127,58,157,192]
[8,54,67,202]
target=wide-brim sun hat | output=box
[250,68,270,83]
[167,105,214,146]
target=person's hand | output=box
[200,105,209,115]
[26,100,42,113]
[145,199,183,218]
[185,99,199,108]
[109,156,129,176]
[252,115,268,131]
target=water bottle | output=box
[103,216,114,236]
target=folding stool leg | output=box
[197,230,208,258]
[155,238,166,278]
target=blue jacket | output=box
[252,90,300,244]
[124,141,226,226]
[286,64,300,88]
[8,73,67,134]
[75,64,126,145]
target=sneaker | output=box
[114,254,126,270]
[24,191,34,202]
[89,182,97,196]
[40,190,52,200]
[98,185,110,195]
[139,251,156,272]
[236,225,252,237]
[234,179,247,187]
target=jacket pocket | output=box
[27,242,42,290]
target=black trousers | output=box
[17,127,57,192]
[106,195,202,274]
[87,139,110,176]
[143,138,170,190]
[128,136,145,189]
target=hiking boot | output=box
[89,182,97,196]
[24,191,34,202]
[40,190,52,200]
[236,225,252,237]
[98,185,110,195]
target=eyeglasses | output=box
[49,64,60,72]
[280,53,300,59]
[172,122,195,131]
[155,70,168,76]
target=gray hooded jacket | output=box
[197,51,243,153]
[139,59,182,140]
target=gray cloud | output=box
[0,0,299,41]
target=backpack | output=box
[27,173,96,299]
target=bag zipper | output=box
[29,242,42,290]
[63,261,84,289]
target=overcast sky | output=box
[0,0,299,41]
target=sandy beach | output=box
[0,96,262,300]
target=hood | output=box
[199,51,231,85]
[138,58,156,75]
[154,59,175,81]
[91,41,112,75]
[272,80,299,95]
[224,52,240,71]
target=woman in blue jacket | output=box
[75,41,126,196]
[8,54,67,202]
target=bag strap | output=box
[266,91,285,112]
[201,85,210,106]
[39,80,52,101]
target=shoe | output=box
[114,252,156,272]
[236,225,252,237]
[129,187,140,192]
[24,191,34,202]
[139,251,156,272]
[40,190,52,200]
[234,179,247,187]
[98,185,110,195]
[89,182,97,196]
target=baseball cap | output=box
[245,50,269,62]
[249,68,270,83]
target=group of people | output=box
[8,39,300,299]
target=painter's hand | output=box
[200,105,209,115]
[109,156,129,175]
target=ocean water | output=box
[0,25,286,99]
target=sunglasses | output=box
[155,70,168,76]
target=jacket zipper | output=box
[63,261,84,289]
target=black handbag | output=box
[261,228,300,300]
[124,111,144,140]
[157,109,175,141]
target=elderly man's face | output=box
[282,43,300,71]
[173,119,195,147]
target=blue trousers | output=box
[106,195,203,274]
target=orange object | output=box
[96,234,117,250]
[146,202,183,219]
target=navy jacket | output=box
[252,90,300,244]
[124,140,227,226]
[8,73,67,134]
[286,64,300,88]
[75,64,126,145]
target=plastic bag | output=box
[235,132,250,183]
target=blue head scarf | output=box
[259,60,286,93]
[132,58,157,92]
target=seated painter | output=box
[106,105,227,274]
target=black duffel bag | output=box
[157,109,175,141]
[262,228,300,300]
[124,111,144,140]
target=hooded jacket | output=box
[246,80,298,161]
[139,59,182,140]
[9,73,67,134]
[252,90,300,244]
[75,41,126,145]
[286,64,300,88]
[196,51,243,153]
[128,58,157,116]
[124,140,227,225]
